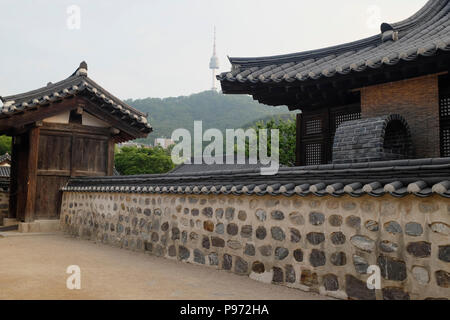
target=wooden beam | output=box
[78,96,147,139]
[0,97,79,132]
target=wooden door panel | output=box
[38,134,72,172]
[72,136,108,176]
[34,176,69,219]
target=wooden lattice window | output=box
[439,75,450,157]
[298,103,361,166]
[305,143,322,165]
[333,112,361,131]
[305,119,322,135]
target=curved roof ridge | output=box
[228,0,448,68]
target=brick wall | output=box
[361,74,440,158]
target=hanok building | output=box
[60,1,450,300]
[218,0,450,166]
[0,62,152,224]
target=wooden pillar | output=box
[295,113,302,166]
[8,136,19,219]
[23,127,40,222]
[107,139,115,176]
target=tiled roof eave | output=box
[219,1,450,87]
[62,157,450,199]
[0,75,152,133]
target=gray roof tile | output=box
[218,1,450,86]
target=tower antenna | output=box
[209,26,220,91]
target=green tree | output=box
[0,135,12,155]
[242,116,297,167]
[115,146,175,175]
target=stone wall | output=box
[60,191,450,300]
[0,191,9,225]
[360,74,440,159]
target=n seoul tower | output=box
[209,27,219,91]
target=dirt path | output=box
[0,233,330,300]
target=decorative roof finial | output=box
[75,61,88,76]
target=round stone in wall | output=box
[331,232,346,245]
[215,208,224,219]
[419,202,438,214]
[380,240,399,253]
[377,255,407,281]
[256,226,267,240]
[346,216,361,228]
[171,227,180,240]
[168,245,176,257]
[309,249,326,267]
[194,249,205,264]
[227,223,239,236]
[384,221,403,235]
[191,209,199,216]
[438,245,450,262]
[350,235,375,253]
[307,232,325,245]
[222,254,232,270]
[238,210,247,221]
[430,222,450,236]
[203,220,214,232]
[405,222,423,237]
[323,274,339,291]
[202,207,213,218]
[258,245,273,257]
[330,252,347,266]
[329,215,343,227]
[227,240,242,250]
[211,236,225,248]
[178,246,190,261]
[255,209,267,222]
[275,247,289,260]
[365,220,379,232]
[285,265,296,283]
[240,225,253,238]
[208,253,219,266]
[435,270,450,288]
[244,243,255,256]
[252,261,265,274]
[272,267,283,283]
[406,241,431,258]
[271,227,286,241]
[382,287,410,300]
[225,208,235,221]
[215,223,225,234]
[309,212,325,226]
[235,257,248,274]
[353,255,369,274]
[289,212,305,225]
[290,228,301,243]
[202,236,210,249]
[412,266,430,285]
[271,210,285,220]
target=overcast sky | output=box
[0,0,427,100]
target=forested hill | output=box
[126,90,290,144]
